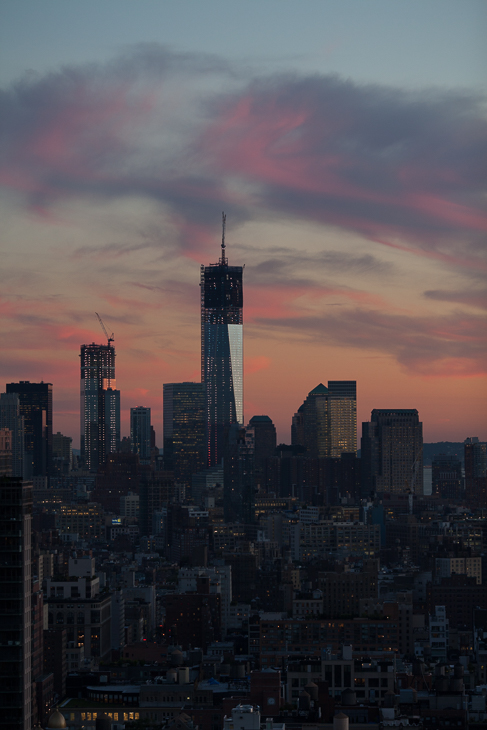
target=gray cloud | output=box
[424,288,487,310]
[0,45,485,268]
[255,307,486,376]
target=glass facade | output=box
[130,406,151,464]
[292,381,357,459]
[163,382,205,483]
[80,343,120,472]
[201,252,243,468]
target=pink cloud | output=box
[245,355,271,375]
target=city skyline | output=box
[0,1,486,446]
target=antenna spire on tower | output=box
[221,211,227,265]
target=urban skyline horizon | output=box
[1,2,485,449]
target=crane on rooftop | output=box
[95,312,114,347]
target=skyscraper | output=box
[0,476,33,729]
[6,381,52,478]
[0,392,24,478]
[80,342,120,472]
[201,214,243,467]
[163,382,206,484]
[291,381,357,458]
[130,406,151,464]
[361,409,423,496]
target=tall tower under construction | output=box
[201,214,243,467]
[80,341,120,472]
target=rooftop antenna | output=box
[221,211,227,265]
[95,312,114,346]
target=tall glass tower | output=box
[201,214,243,467]
[80,343,120,472]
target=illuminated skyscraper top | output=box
[201,213,243,467]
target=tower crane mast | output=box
[95,312,114,346]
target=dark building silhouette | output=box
[139,471,175,538]
[0,476,33,729]
[247,415,276,490]
[292,382,356,459]
[201,216,243,467]
[465,437,487,506]
[0,393,25,478]
[92,452,142,513]
[43,629,67,701]
[51,431,72,475]
[80,342,120,472]
[6,381,52,478]
[163,382,206,484]
[130,406,151,464]
[164,590,221,650]
[432,453,463,499]
[361,409,423,496]
[224,424,254,523]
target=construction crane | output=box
[95,312,114,346]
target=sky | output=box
[0,0,486,447]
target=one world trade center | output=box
[201,214,243,467]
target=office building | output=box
[52,430,73,476]
[432,453,463,499]
[247,415,276,490]
[80,342,120,472]
[163,382,206,484]
[6,381,52,478]
[130,406,151,464]
[0,392,24,477]
[201,215,243,466]
[291,381,356,458]
[0,476,33,729]
[465,437,487,505]
[361,409,423,495]
[0,427,12,476]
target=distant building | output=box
[432,453,463,499]
[52,431,72,474]
[465,437,487,506]
[0,427,12,476]
[130,406,151,464]
[247,415,276,490]
[292,381,356,459]
[361,409,423,496]
[6,381,52,478]
[201,218,244,467]
[80,342,120,472]
[0,392,24,477]
[163,382,206,484]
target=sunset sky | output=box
[1,0,486,447]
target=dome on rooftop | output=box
[46,709,67,728]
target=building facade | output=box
[0,392,24,478]
[6,381,53,478]
[80,342,120,472]
[130,406,151,464]
[361,409,423,496]
[0,477,33,730]
[201,220,243,467]
[163,382,206,484]
[292,381,357,459]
